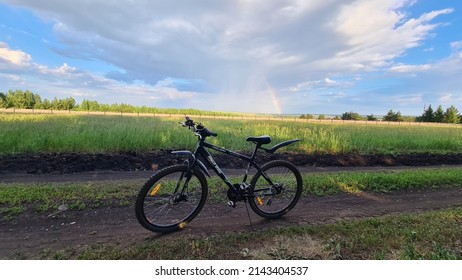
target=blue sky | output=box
[0,0,461,115]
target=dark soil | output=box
[2,151,462,174]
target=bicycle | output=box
[135,116,303,233]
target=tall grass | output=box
[0,114,189,154]
[1,113,462,155]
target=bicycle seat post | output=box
[243,142,261,183]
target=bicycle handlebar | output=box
[179,116,217,138]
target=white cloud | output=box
[439,93,462,104]
[388,63,432,73]
[320,2,453,72]
[290,77,353,92]
[0,42,32,69]
[450,41,462,50]
[9,0,445,80]
[384,44,462,112]
[0,41,201,107]
[0,0,458,114]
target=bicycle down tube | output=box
[195,141,273,195]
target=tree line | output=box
[2,90,461,123]
[0,90,77,110]
[302,105,462,124]
[416,105,460,124]
[0,89,238,116]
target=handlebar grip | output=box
[185,118,194,127]
[202,127,217,137]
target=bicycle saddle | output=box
[246,135,272,144]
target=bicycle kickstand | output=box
[244,201,255,231]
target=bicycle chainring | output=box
[227,187,239,203]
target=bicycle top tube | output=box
[200,141,251,162]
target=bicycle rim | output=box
[249,160,302,219]
[136,165,207,232]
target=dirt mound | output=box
[2,151,462,174]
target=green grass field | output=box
[1,113,462,155]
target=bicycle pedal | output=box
[227,201,236,208]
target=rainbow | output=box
[268,86,282,115]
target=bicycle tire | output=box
[248,160,302,219]
[135,164,208,233]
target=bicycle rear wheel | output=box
[135,164,208,233]
[248,160,302,219]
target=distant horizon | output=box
[3,88,451,118]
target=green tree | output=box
[0,92,6,108]
[5,89,37,109]
[318,114,326,120]
[420,105,435,122]
[80,99,101,111]
[401,115,417,122]
[444,106,460,124]
[80,99,90,111]
[51,97,60,110]
[367,114,378,121]
[395,111,405,122]
[341,111,363,120]
[6,90,20,108]
[383,110,404,122]
[100,104,110,112]
[33,94,42,109]
[434,105,445,123]
[62,97,76,110]
[42,98,52,109]
[114,103,135,113]
[300,114,313,119]
[23,90,35,108]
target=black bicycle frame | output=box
[192,139,274,195]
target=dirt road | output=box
[1,170,462,259]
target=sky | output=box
[0,0,461,115]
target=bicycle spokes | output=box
[249,161,302,218]
[255,190,277,206]
[136,166,207,232]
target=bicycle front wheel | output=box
[249,160,302,219]
[135,165,208,233]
